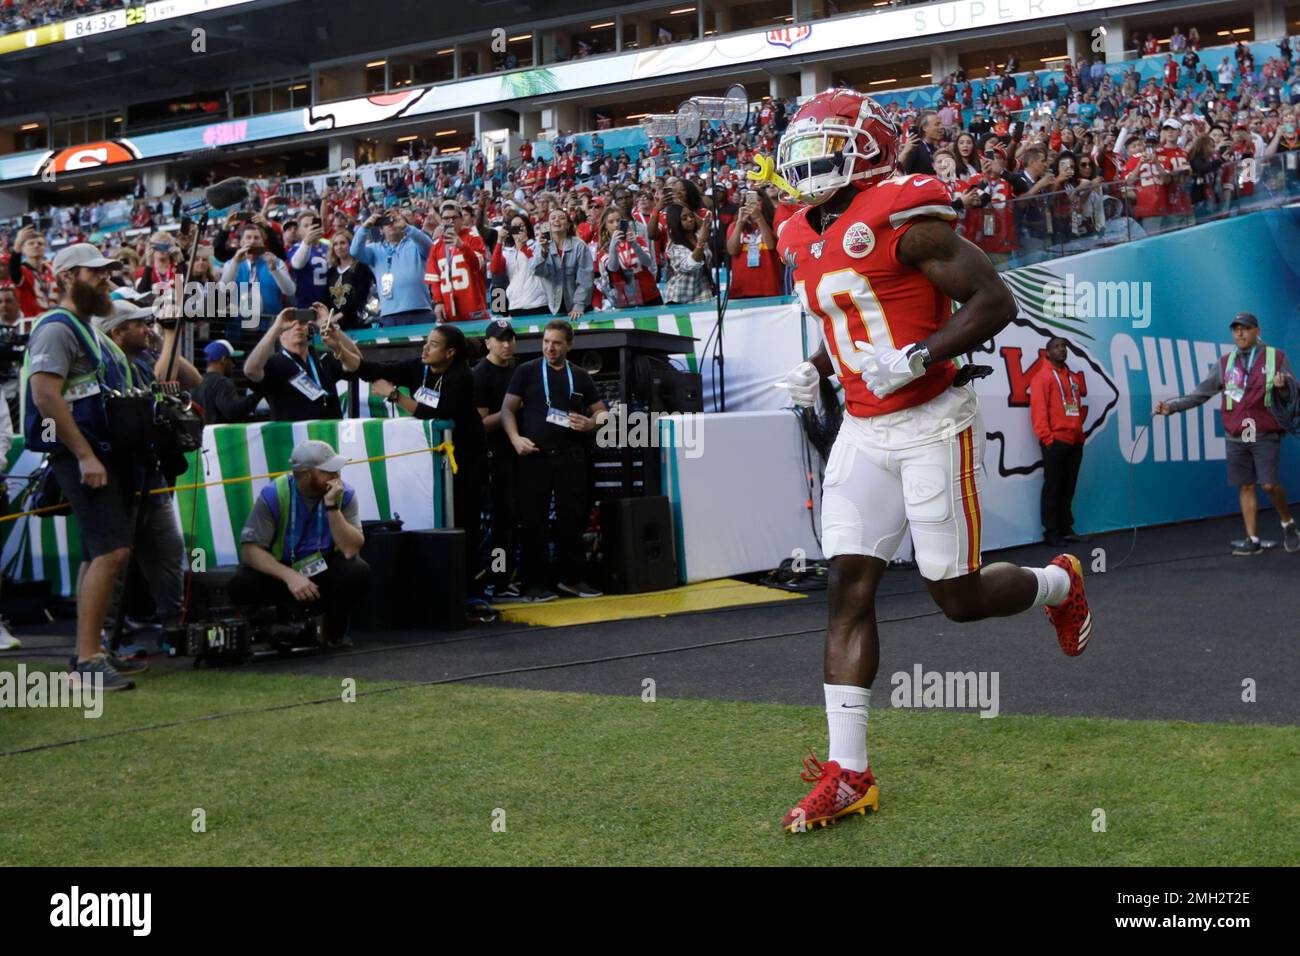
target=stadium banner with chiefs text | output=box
[0,417,453,597]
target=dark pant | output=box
[1041,439,1083,536]
[453,458,485,591]
[518,446,589,588]
[485,446,519,590]
[229,553,371,642]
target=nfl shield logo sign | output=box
[811,240,825,260]
[767,25,812,49]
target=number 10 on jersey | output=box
[796,269,894,377]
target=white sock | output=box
[1027,565,1072,607]
[1250,534,1260,543]
[825,683,870,772]
[1282,520,1294,529]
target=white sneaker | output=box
[0,618,20,650]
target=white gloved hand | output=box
[775,360,820,408]
[845,341,927,399]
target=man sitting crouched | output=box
[232,439,369,648]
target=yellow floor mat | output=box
[495,578,805,627]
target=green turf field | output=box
[2,664,1297,866]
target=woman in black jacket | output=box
[324,228,375,329]
[1187,133,1227,220]
[329,322,487,592]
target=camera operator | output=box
[328,321,487,591]
[474,319,521,600]
[349,208,435,327]
[500,319,607,602]
[243,305,349,422]
[94,297,201,654]
[232,439,369,649]
[23,244,141,690]
[219,222,296,331]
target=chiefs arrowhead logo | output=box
[968,266,1120,476]
[810,240,825,260]
[842,222,875,258]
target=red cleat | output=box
[781,751,880,833]
[1045,553,1092,656]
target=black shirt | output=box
[472,356,517,455]
[506,357,599,451]
[356,357,486,464]
[325,261,376,330]
[259,347,346,422]
[191,371,259,425]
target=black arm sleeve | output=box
[354,357,425,390]
[8,253,22,285]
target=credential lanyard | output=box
[283,348,322,388]
[542,360,573,410]
[286,481,328,563]
[1228,346,1257,384]
[1051,368,1078,406]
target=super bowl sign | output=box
[767,25,811,49]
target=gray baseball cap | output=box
[289,439,347,473]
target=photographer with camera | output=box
[243,305,349,422]
[349,208,435,327]
[232,439,369,649]
[23,244,142,690]
[219,222,296,332]
[93,297,201,655]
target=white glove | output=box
[845,340,927,399]
[775,361,819,408]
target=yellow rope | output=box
[0,441,458,524]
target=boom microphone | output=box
[183,177,249,215]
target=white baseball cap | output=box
[52,243,120,274]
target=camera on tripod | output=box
[0,322,28,370]
[105,384,204,478]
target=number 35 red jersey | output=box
[777,174,959,419]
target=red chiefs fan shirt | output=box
[425,231,489,321]
[1157,146,1193,215]
[1122,153,1168,218]
[776,174,959,419]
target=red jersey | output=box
[726,220,783,298]
[519,141,533,163]
[959,175,1016,254]
[1122,153,1167,218]
[1030,363,1087,444]
[14,261,56,318]
[593,237,660,310]
[424,231,488,321]
[776,174,959,419]
[1156,146,1192,215]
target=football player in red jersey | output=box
[771,89,1093,833]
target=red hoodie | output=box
[1030,363,1087,445]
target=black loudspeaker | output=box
[354,527,411,632]
[408,529,466,630]
[600,495,677,594]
